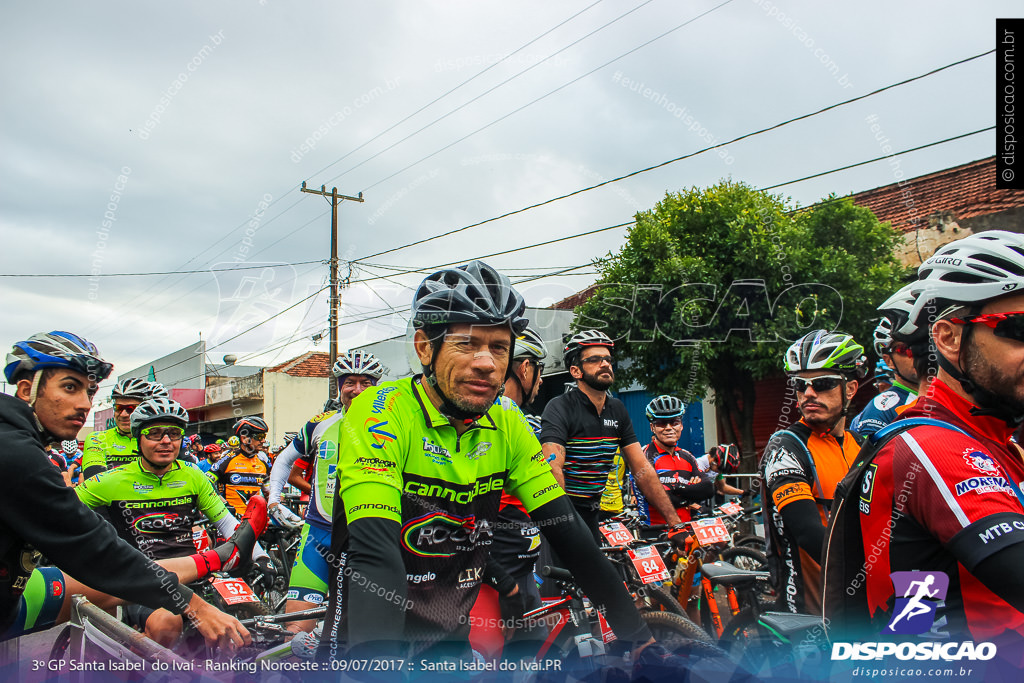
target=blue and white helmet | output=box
[5,331,112,384]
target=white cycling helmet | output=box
[904,230,1024,333]
[112,378,155,401]
[332,350,384,380]
[784,330,866,378]
[130,398,189,438]
[514,326,547,362]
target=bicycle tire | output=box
[640,610,721,652]
[718,606,780,676]
[718,546,775,610]
[48,624,72,662]
[635,584,686,616]
[733,534,767,554]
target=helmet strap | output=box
[942,323,1024,427]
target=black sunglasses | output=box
[950,311,1024,343]
[788,375,847,393]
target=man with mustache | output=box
[760,330,866,615]
[541,330,683,539]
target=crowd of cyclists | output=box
[3,229,1024,679]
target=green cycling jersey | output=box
[76,459,228,560]
[81,427,137,475]
[323,377,563,644]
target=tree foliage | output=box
[574,180,910,468]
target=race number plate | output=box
[692,517,731,546]
[192,526,211,552]
[719,501,742,516]
[627,545,671,584]
[599,522,634,547]
[212,578,260,605]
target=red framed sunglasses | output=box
[949,311,1024,343]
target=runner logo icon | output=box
[884,570,949,635]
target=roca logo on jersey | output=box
[400,513,493,558]
[135,512,185,534]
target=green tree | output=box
[574,180,909,471]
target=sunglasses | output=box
[141,426,185,442]
[652,419,682,428]
[581,355,614,366]
[888,343,913,357]
[789,375,847,393]
[950,311,1024,343]
[241,432,267,441]
[114,404,140,415]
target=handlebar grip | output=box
[645,524,669,531]
[600,545,629,554]
[540,565,573,581]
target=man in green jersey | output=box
[267,349,385,635]
[77,397,270,645]
[81,378,165,479]
[318,262,690,674]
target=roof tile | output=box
[266,351,331,378]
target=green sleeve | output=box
[503,400,563,512]
[80,432,107,471]
[195,469,229,523]
[335,386,406,524]
[74,474,111,509]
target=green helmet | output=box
[784,330,866,378]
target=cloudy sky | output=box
[0,1,1012,398]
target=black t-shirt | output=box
[540,387,638,502]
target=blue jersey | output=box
[849,383,916,437]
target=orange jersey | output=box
[208,450,272,516]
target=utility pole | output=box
[300,182,364,399]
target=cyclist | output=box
[76,397,271,645]
[209,416,273,517]
[541,330,683,538]
[481,326,548,643]
[850,285,923,437]
[197,442,222,474]
[81,379,166,479]
[760,329,866,615]
[0,331,250,648]
[318,262,675,669]
[63,440,83,486]
[825,231,1024,644]
[705,444,748,500]
[871,359,894,394]
[266,349,385,635]
[633,395,714,526]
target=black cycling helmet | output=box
[411,261,527,421]
[709,444,740,474]
[563,329,614,369]
[412,260,528,334]
[233,416,268,438]
[645,395,686,421]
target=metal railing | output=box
[65,595,192,682]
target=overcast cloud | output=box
[0,0,1012,398]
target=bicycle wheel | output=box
[641,610,719,650]
[733,534,767,554]
[718,607,785,676]
[718,547,775,610]
[635,584,686,616]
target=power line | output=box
[306,0,609,183]
[318,0,662,188]
[0,261,323,278]
[352,49,995,262]
[355,0,740,195]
